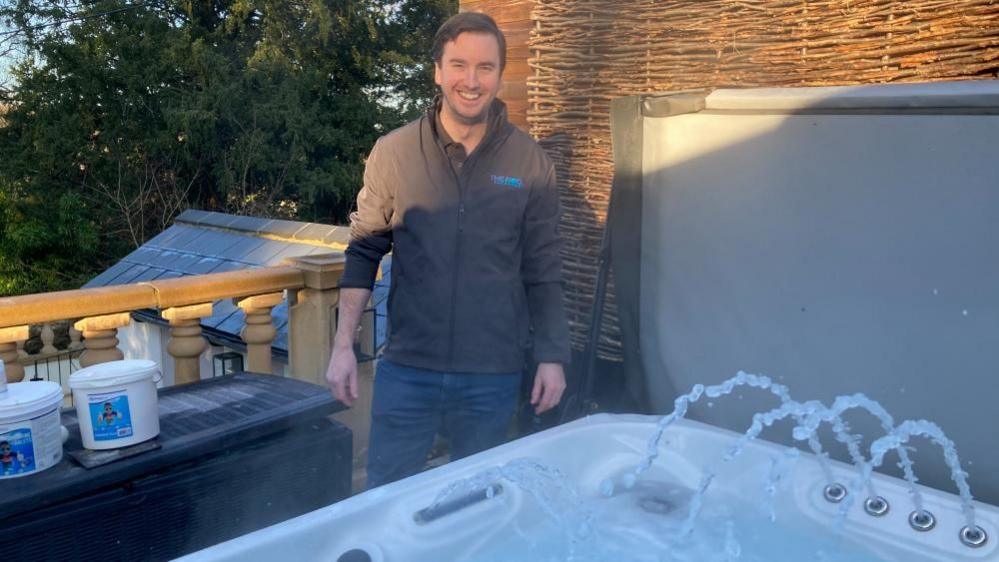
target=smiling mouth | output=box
[457,91,481,101]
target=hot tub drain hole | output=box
[639,495,675,515]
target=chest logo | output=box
[491,175,525,189]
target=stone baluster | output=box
[74,313,130,368]
[162,303,212,385]
[286,254,377,471]
[236,292,283,375]
[40,323,58,355]
[0,326,29,383]
[284,254,346,385]
[69,324,83,350]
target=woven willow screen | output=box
[526,0,999,361]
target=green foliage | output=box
[0,0,457,296]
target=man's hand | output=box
[326,345,359,407]
[530,362,566,415]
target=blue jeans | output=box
[366,359,522,489]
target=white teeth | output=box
[458,91,481,100]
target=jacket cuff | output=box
[339,248,381,289]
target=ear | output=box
[434,63,442,87]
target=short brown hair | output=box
[431,12,507,72]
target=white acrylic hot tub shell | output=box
[179,414,999,562]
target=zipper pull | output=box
[458,204,465,231]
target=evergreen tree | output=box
[0,0,456,295]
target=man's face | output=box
[1,443,10,455]
[104,404,113,413]
[434,31,503,126]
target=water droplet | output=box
[933,289,939,295]
[963,309,969,316]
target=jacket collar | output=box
[427,95,510,154]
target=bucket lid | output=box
[69,359,159,389]
[0,381,63,421]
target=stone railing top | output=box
[0,265,312,329]
[149,266,304,308]
[0,284,156,329]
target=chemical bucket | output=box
[69,359,161,450]
[0,381,64,478]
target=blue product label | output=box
[88,390,134,441]
[0,428,36,475]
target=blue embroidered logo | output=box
[491,175,524,189]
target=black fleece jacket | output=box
[340,98,571,373]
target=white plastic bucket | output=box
[0,380,64,478]
[0,358,8,394]
[69,360,161,450]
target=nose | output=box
[463,67,480,89]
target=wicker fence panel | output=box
[527,0,999,361]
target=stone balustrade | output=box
[0,256,347,385]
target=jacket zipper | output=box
[447,173,464,370]
[432,116,505,370]
[440,142,465,371]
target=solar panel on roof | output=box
[110,264,151,285]
[144,225,186,247]
[228,215,268,233]
[160,226,207,249]
[216,236,268,262]
[292,223,334,243]
[241,239,289,264]
[83,260,135,288]
[207,260,251,274]
[131,267,167,283]
[84,212,355,357]
[267,243,320,264]
[260,219,307,238]
[182,230,244,259]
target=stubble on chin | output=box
[443,95,490,127]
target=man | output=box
[325,12,570,488]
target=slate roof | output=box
[84,210,390,358]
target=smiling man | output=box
[326,12,570,488]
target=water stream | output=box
[430,373,980,561]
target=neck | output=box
[439,105,489,154]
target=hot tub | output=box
[179,413,998,561]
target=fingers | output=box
[349,369,359,401]
[334,372,352,407]
[325,351,357,407]
[533,374,566,415]
[531,374,543,407]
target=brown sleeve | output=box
[342,139,394,289]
